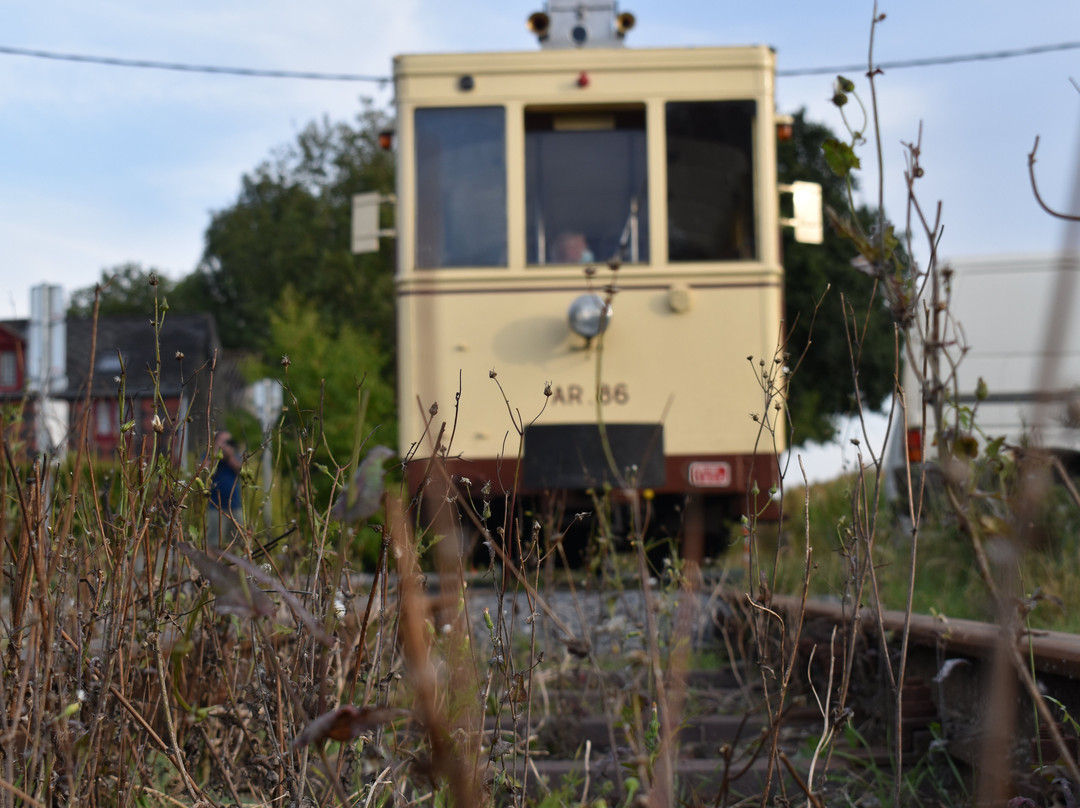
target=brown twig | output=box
[779,749,826,808]
[0,778,47,808]
[1028,136,1080,222]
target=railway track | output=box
[456,580,1080,804]
[770,593,1080,679]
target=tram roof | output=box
[394,44,775,76]
[393,45,777,103]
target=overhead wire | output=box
[0,45,388,83]
[777,40,1080,77]
[0,40,1078,82]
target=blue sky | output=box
[2,0,1078,324]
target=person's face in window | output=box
[553,232,591,263]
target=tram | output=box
[385,2,821,546]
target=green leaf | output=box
[330,445,394,522]
[169,635,195,662]
[869,222,901,264]
[843,721,860,749]
[645,703,660,755]
[825,206,872,256]
[883,223,900,253]
[954,434,980,459]
[823,137,861,179]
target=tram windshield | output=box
[526,107,649,266]
[666,100,756,261]
[415,106,507,269]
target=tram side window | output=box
[666,101,756,262]
[526,108,649,266]
[415,107,507,268]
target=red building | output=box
[0,322,26,395]
[0,313,221,460]
[0,321,32,455]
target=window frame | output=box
[413,105,508,270]
[0,350,17,390]
[664,99,759,264]
[523,104,650,268]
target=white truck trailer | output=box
[888,252,1080,499]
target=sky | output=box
[3,1,1079,478]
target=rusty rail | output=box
[770,594,1080,678]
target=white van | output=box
[886,252,1080,501]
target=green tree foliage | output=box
[779,110,896,444]
[257,289,396,499]
[187,104,395,355]
[68,262,200,317]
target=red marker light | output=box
[577,71,589,88]
[906,428,923,464]
[776,114,794,142]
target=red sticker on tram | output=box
[688,461,732,487]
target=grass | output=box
[5,319,1079,808]
[0,337,746,808]
[768,472,1080,633]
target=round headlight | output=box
[568,293,612,339]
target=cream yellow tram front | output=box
[394,6,789,543]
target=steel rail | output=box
[769,595,1080,678]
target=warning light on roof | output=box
[528,12,551,41]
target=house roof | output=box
[63,313,221,400]
[0,319,27,344]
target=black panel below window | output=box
[522,423,665,489]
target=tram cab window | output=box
[415,106,507,268]
[526,107,649,266]
[666,101,756,262]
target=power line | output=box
[0,39,1078,82]
[777,40,1080,77]
[0,45,389,82]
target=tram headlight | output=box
[567,293,613,339]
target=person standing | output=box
[207,430,244,552]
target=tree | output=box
[779,110,897,445]
[255,289,396,501]
[185,104,396,356]
[68,262,199,317]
